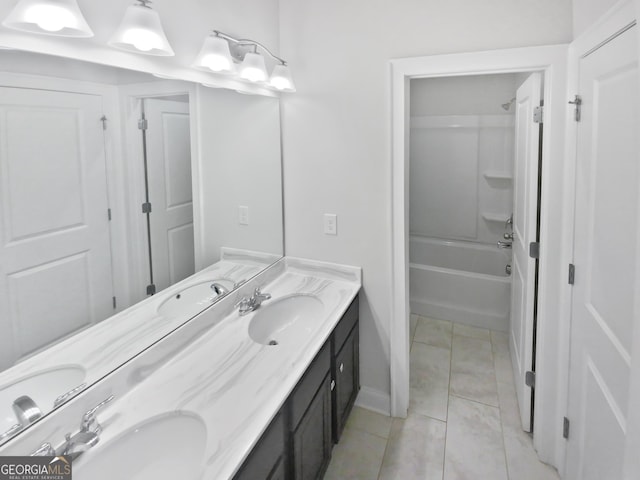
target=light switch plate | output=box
[324,214,337,235]
[239,206,249,225]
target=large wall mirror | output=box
[0,50,283,444]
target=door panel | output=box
[566,25,638,479]
[0,87,114,369]
[509,72,542,432]
[144,99,194,292]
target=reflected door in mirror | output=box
[144,98,194,293]
[0,87,115,370]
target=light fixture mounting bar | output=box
[213,30,287,65]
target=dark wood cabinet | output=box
[234,412,286,480]
[234,293,360,480]
[292,374,333,480]
[333,324,359,442]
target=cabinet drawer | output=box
[333,295,359,353]
[290,341,331,428]
[234,412,285,480]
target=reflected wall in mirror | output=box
[0,50,283,444]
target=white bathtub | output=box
[409,236,512,331]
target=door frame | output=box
[565,1,639,477]
[389,44,570,469]
[118,81,200,303]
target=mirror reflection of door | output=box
[0,86,115,370]
[140,97,195,295]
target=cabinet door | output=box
[234,412,285,480]
[334,324,359,442]
[293,374,332,480]
[267,457,286,480]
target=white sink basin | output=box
[248,295,324,346]
[74,412,208,480]
[158,279,235,318]
[0,365,86,439]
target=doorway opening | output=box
[389,45,570,468]
[407,71,544,432]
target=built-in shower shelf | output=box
[482,213,510,223]
[483,171,513,181]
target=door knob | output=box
[506,264,512,275]
[503,232,515,240]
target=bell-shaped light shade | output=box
[2,0,93,37]
[239,52,268,83]
[192,35,235,74]
[269,64,296,92]
[108,3,174,56]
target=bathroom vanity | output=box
[0,257,362,480]
[235,295,359,480]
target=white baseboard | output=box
[355,386,391,416]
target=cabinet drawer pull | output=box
[339,363,344,373]
[330,380,335,391]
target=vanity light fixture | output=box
[239,52,268,83]
[269,64,295,92]
[108,0,174,56]
[195,30,296,92]
[2,0,93,37]
[192,33,235,74]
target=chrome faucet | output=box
[60,395,114,461]
[235,287,271,316]
[211,282,229,296]
[13,395,42,426]
[497,240,512,249]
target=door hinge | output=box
[563,417,570,439]
[142,202,152,214]
[529,242,540,259]
[330,379,335,391]
[533,105,544,124]
[100,115,108,130]
[146,284,156,296]
[107,208,112,221]
[138,118,148,130]
[568,264,575,285]
[112,296,117,309]
[569,95,582,122]
[525,370,536,388]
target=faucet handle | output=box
[234,297,251,309]
[31,442,55,456]
[254,287,271,300]
[81,395,114,433]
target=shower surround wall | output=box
[409,74,519,331]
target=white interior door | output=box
[144,98,194,293]
[565,25,639,480]
[0,87,114,369]
[509,72,542,433]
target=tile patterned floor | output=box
[323,315,560,480]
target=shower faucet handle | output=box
[505,214,513,229]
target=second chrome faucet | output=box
[235,287,271,316]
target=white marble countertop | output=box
[0,250,278,441]
[71,257,361,480]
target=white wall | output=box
[0,0,280,93]
[279,0,572,409]
[197,87,284,265]
[573,0,622,35]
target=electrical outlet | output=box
[324,214,337,235]
[239,206,249,225]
